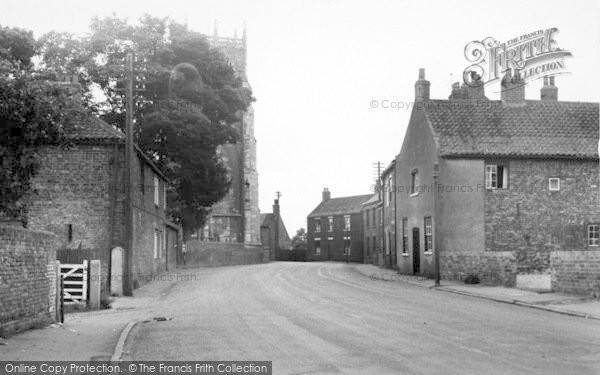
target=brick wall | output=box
[551,250,600,296]
[183,240,268,267]
[0,225,58,337]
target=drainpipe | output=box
[433,162,440,287]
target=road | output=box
[123,262,600,374]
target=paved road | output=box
[124,262,600,374]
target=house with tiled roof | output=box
[260,199,292,260]
[395,69,599,295]
[306,188,372,262]
[361,193,382,265]
[26,76,181,296]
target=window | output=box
[366,236,371,255]
[154,229,163,258]
[153,176,160,206]
[549,178,560,191]
[402,218,408,254]
[411,169,419,195]
[589,225,599,246]
[67,224,73,242]
[315,239,321,255]
[485,164,508,189]
[315,219,321,233]
[387,175,393,206]
[424,217,432,253]
[163,184,167,209]
[344,215,351,231]
[328,216,333,232]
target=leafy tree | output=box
[291,228,307,248]
[37,14,253,238]
[0,25,83,224]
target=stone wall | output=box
[182,241,268,267]
[0,225,59,337]
[440,251,517,286]
[551,250,600,296]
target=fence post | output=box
[55,261,61,322]
[59,276,64,323]
[89,260,101,310]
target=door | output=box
[412,228,420,274]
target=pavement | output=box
[1,262,599,373]
[352,263,600,320]
[0,271,180,361]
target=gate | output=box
[60,260,88,304]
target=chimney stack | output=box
[273,199,280,217]
[415,68,430,101]
[57,72,81,105]
[500,69,525,105]
[540,75,558,101]
[322,188,331,202]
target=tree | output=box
[291,228,307,248]
[37,14,253,238]
[0,25,84,224]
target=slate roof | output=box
[308,194,372,218]
[422,100,599,159]
[361,193,381,207]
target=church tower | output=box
[200,24,261,245]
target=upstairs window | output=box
[589,225,599,247]
[315,219,321,233]
[411,169,419,195]
[328,216,334,232]
[344,215,351,231]
[549,178,560,191]
[387,176,393,206]
[485,164,508,189]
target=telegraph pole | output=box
[123,53,135,296]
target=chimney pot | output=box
[415,68,430,101]
[541,75,558,101]
[501,69,525,105]
[322,188,331,202]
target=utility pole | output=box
[123,53,135,296]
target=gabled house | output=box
[260,199,292,260]
[307,188,371,262]
[26,77,181,295]
[396,69,599,294]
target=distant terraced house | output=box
[306,188,371,262]
[394,69,599,295]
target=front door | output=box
[412,228,420,274]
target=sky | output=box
[2,0,600,234]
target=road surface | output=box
[123,262,600,374]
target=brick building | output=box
[198,28,261,245]
[394,69,599,294]
[381,161,397,268]
[361,193,382,265]
[307,188,371,262]
[260,199,292,260]
[26,106,180,295]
